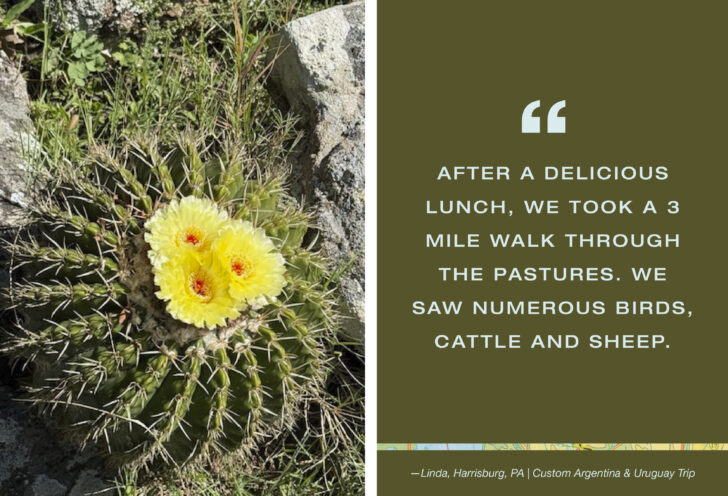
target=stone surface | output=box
[313,136,364,338]
[0,365,112,495]
[24,475,67,496]
[0,416,29,489]
[47,0,151,33]
[0,51,34,232]
[268,2,365,339]
[68,470,111,496]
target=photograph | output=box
[0,1,364,494]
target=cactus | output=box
[2,136,335,469]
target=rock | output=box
[268,2,364,167]
[0,362,109,494]
[68,470,111,496]
[47,0,151,33]
[268,2,365,339]
[313,136,364,338]
[0,389,110,494]
[0,417,29,488]
[0,51,34,232]
[25,475,66,496]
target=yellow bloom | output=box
[145,196,228,268]
[212,220,286,303]
[154,251,240,329]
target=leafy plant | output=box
[111,39,141,68]
[66,30,105,86]
[0,0,44,54]
[1,0,34,29]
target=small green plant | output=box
[111,39,141,68]
[66,30,105,86]
[0,0,44,54]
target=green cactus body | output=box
[3,138,334,469]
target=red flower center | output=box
[230,256,251,277]
[177,227,205,248]
[192,278,207,296]
[187,271,213,302]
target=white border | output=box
[364,0,377,494]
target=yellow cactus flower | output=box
[154,251,240,329]
[212,220,286,303]
[145,196,228,268]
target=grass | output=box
[9,1,363,494]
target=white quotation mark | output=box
[521,100,566,134]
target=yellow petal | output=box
[145,196,228,269]
[154,249,240,329]
[212,220,287,303]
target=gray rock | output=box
[268,2,365,339]
[313,136,364,338]
[25,475,66,496]
[0,380,108,495]
[47,0,150,33]
[112,0,149,31]
[68,470,112,496]
[0,417,30,487]
[0,51,34,232]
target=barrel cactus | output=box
[2,137,334,469]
